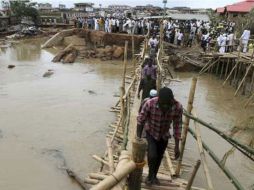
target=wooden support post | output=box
[245,92,254,108]
[220,59,225,79]
[132,34,136,68]
[215,59,220,76]
[232,62,239,86]
[192,110,214,190]
[91,151,136,190]
[234,63,253,96]
[176,77,198,176]
[106,138,115,173]
[250,70,254,93]
[199,59,212,75]
[199,58,219,76]
[66,169,89,190]
[128,138,147,190]
[222,61,239,86]
[225,58,230,79]
[185,160,201,190]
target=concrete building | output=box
[108,5,131,10]
[74,3,94,12]
[59,4,66,10]
[38,3,52,10]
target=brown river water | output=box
[0,38,253,190]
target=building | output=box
[216,0,254,18]
[38,3,52,10]
[59,4,66,10]
[108,5,131,10]
[74,3,94,12]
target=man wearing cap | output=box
[137,87,183,185]
[139,89,157,113]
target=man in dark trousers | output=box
[138,75,156,101]
[137,87,183,185]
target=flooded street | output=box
[0,39,123,190]
[0,38,253,190]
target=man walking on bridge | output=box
[136,87,183,185]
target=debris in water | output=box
[43,70,54,77]
[8,65,15,69]
[88,90,97,95]
[41,148,67,169]
[230,116,254,148]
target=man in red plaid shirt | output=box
[137,87,183,185]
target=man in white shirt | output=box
[148,35,159,49]
[240,29,251,53]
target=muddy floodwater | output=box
[0,38,253,190]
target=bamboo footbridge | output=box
[66,33,254,190]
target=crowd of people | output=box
[74,16,252,54]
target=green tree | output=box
[10,1,40,25]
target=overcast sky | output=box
[29,0,241,9]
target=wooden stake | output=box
[245,92,254,108]
[192,110,214,190]
[199,58,219,76]
[66,169,89,190]
[185,160,201,190]
[91,151,136,190]
[106,138,115,173]
[234,63,253,96]
[176,77,198,176]
[128,138,147,190]
[222,61,239,86]
[224,58,230,78]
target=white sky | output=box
[3,0,242,9]
[47,0,241,8]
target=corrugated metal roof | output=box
[168,13,210,22]
[216,7,225,13]
[227,0,254,13]
[143,13,210,22]
[217,0,254,13]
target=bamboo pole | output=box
[91,151,136,190]
[185,160,201,190]
[224,58,230,78]
[215,59,220,76]
[89,173,108,180]
[176,77,198,176]
[192,110,214,190]
[199,58,219,76]
[128,138,147,190]
[132,33,136,69]
[234,63,253,96]
[220,59,225,79]
[199,59,212,75]
[235,51,254,95]
[66,169,89,190]
[245,92,254,108]
[106,138,115,173]
[183,111,254,156]
[165,150,176,176]
[250,70,254,93]
[222,61,239,86]
[223,49,241,86]
[188,128,245,190]
[92,155,110,166]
